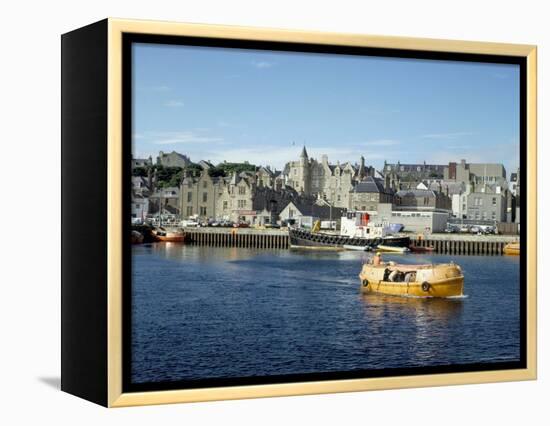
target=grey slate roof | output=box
[396,189,437,198]
[352,176,386,193]
[287,201,345,219]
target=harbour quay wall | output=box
[184,227,289,249]
[182,228,518,255]
[412,234,519,255]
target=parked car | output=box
[180,219,199,227]
[445,224,459,233]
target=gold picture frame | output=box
[61,18,537,407]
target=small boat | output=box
[359,262,464,298]
[343,244,371,251]
[152,227,186,243]
[376,245,410,253]
[409,245,435,254]
[503,242,520,255]
[131,230,144,244]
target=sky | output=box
[132,42,520,175]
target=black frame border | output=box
[122,33,527,394]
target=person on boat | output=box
[372,251,382,266]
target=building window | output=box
[337,195,341,201]
[223,201,228,210]
[203,181,207,188]
[492,197,497,206]
[492,211,496,220]
[202,192,207,202]
[187,192,192,202]
[239,186,246,195]
[186,206,193,216]
[199,207,207,216]
[238,200,246,209]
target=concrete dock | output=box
[182,227,518,255]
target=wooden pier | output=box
[182,228,518,255]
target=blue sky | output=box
[133,43,520,175]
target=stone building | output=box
[149,186,180,215]
[283,147,374,208]
[349,176,395,212]
[465,183,507,222]
[445,159,507,186]
[180,171,218,218]
[395,188,452,211]
[131,156,153,168]
[382,160,446,185]
[180,169,304,223]
[279,200,345,228]
[131,176,151,222]
[157,150,192,168]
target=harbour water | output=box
[131,244,521,385]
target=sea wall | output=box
[181,228,519,254]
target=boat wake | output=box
[445,294,469,300]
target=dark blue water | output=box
[131,244,521,384]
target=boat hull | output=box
[376,245,410,253]
[503,243,520,255]
[289,228,410,250]
[152,228,187,243]
[359,276,464,297]
[359,262,464,298]
[154,234,186,242]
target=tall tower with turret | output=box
[298,146,311,195]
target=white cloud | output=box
[164,100,184,108]
[420,131,475,139]
[146,131,224,145]
[252,60,274,69]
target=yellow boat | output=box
[359,262,464,298]
[503,242,520,255]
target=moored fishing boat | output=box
[503,242,520,255]
[289,211,410,250]
[409,245,435,254]
[131,230,144,244]
[152,227,187,243]
[359,261,464,298]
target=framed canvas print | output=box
[61,18,537,407]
